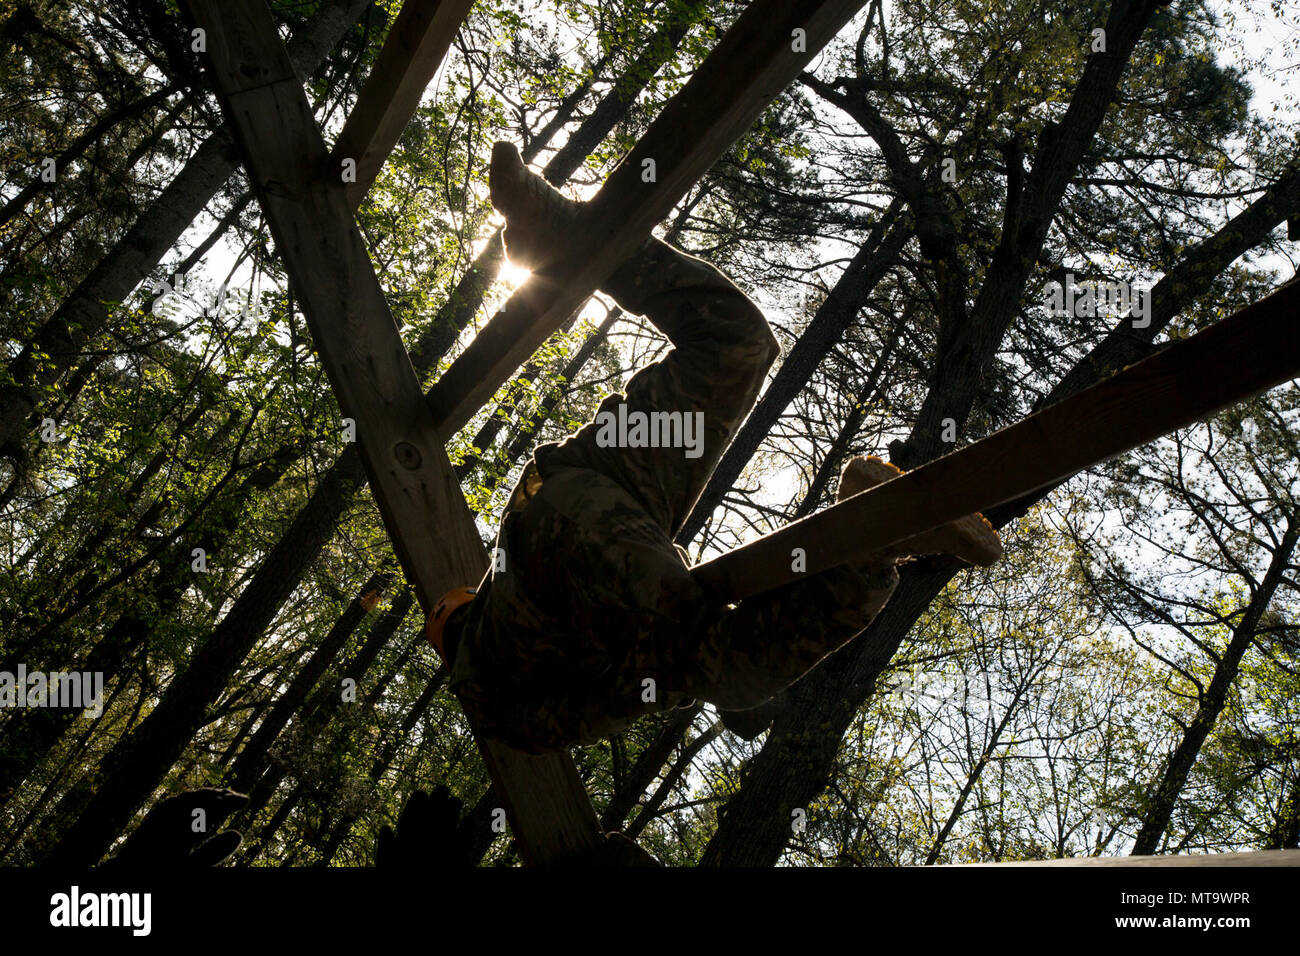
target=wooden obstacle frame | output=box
[183,0,870,866]
[181,0,1300,865]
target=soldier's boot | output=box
[489,140,773,352]
[835,457,904,621]
[837,456,1002,566]
[489,140,587,273]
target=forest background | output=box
[2,0,1299,867]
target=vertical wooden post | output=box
[184,0,875,863]
[184,0,604,865]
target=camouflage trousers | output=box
[451,239,891,754]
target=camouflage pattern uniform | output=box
[448,238,895,754]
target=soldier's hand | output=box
[103,788,249,868]
[376,785,466,868]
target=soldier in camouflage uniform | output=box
[440,142,1000,755]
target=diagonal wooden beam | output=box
[425,0,870,436]
[692,279,1300,602]
[183,0,603,866]
[333,0,475,209]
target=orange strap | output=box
[426,586,477,659]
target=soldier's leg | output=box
[490,141,779,537]
[478,465,896,749]
[678,563,900,712]
[638,458,901,714]
[634,456,1001,713]
[538,238,778,537]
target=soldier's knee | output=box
[721,302,780,371]
[748,312,780,368]
[759,323,781,367]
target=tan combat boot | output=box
[837,455,1002,566]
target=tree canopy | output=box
[2,0,1298,867]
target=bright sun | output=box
[500,261,533,288]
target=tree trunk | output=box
[0,86,177,229]
[0,437,299,806]
[891,0,1171,470]
[271,670,445,864]
[697,6,1300,866]
[626,721,722,840]
[0,0,375,463]
[1131,522,1299,855]
[924,673,1034,865]
[600,706,700,831]
[236,586,418,821]
[226,566,395,792]
[34,448,368,865]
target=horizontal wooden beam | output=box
[960,849,1300,867]
[184,0,603,866]
[692,278,1300,602]
[425,0,869,436]
[333,0,475,209]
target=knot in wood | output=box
[394,441,423,470]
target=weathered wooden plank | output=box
[425,0,870,435]
[692,278,1300,601]
[183,0,603,866]
[961,848,1300,867]
[333,0,475,209]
